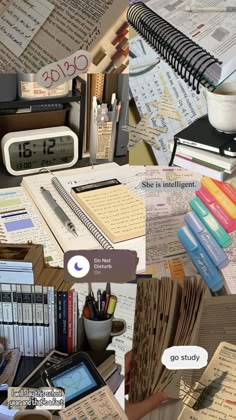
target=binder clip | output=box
[182,381,209,410]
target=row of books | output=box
[0,285,78,356]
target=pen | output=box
[185,6,236,12]
[177,226,224,293]
[40,187,77,236]
[189,197,232,248]
[104,282,111,313]
[97,289,102,312]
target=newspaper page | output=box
[0,0,127,71]
[129,36,207,165]
[147,0,236,66]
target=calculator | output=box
[42,352,127,420]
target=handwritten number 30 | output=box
[42,54,89,89]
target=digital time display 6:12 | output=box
[9,136,75,171]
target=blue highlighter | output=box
[184,212,229,269]
[177,226,224,293]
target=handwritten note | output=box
[36,51,92,89]
[0,0,54,57]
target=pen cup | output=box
[14,410,52,420]
[83,316,126,352]
[206,82,236,133]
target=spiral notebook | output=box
[128,1,236,92]
[21,163,146,271]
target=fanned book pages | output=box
[127,1,236,92]
[128,277,207,402]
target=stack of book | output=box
[170,116,236,181]
[0,285,78,356]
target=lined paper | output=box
[0,0,54,57]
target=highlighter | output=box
[201,177,236,219]
[184,212,229,269]
[231,179,236,189]
[189,197,232,248]
[196,186,236,233]
[177,226,224,293]
[213,180,236,205]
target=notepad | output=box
[0,0,55,57]
[71,182,145,243]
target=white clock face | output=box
[8,135,75,172]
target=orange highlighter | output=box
[201,177,236,219]
[213,180,236,205]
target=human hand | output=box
[125,351,168,420]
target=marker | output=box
[213,180,236,205]
[107,295,117,317]
[177,226,224,293]
[184,212,229,269]
[201,177,236,219]
[189,197,232,248]
[196,186,236,233]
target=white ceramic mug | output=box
[206,81,236,133]
[83,316,126,352]
[14,410,52,420]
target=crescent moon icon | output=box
[74,262,83,271]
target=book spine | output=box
[17,285,24,354]
[21,285,34,356]
[57,292,63,351]
[1,284,14,350]
[35,285,44,357]
[32,286,38,357]
[67,291,73,354]
[11,284,19,350]
[54,290,58,349]
[72,290,78,352]
[62,291,68,353]
[48,287,55,352]
[43,286,49,355]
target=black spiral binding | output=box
[52,177,114,250]
[127,3,222,93]
[0,226,7,243]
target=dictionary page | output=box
[0,0,127,72]
[178,342,236,419]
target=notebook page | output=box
[74,282,137,375]
[147,0,236,75]
[57,166,146,272]
[22,163,120,254]
[0,187,62,267]
[0,0,127,71]
[71,185,145,243]
[178,342,236,419]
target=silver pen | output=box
[40,187,78,236]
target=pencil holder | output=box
[83,316,126,352]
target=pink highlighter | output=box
[196,186,236,233]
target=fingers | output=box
[125,392,168,420]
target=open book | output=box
[0,163,145,272]
[128,1,236,90]
[129,277,236,408]
[179,341,236,419]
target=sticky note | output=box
[0,0,55,57]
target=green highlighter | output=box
[189,197,232,248]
